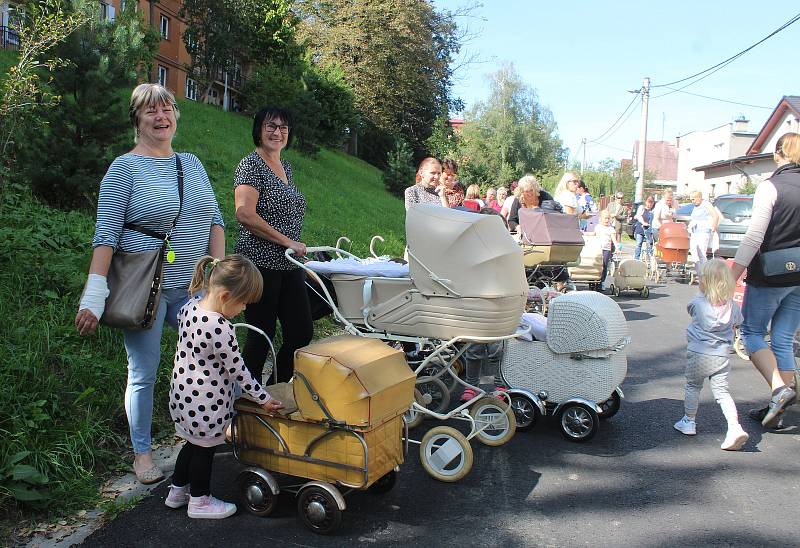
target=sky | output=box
[431,1,799,167]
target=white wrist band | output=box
[79,274,109,321]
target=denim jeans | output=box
[741,284,800,372]
[123,287,190,454]
[634,229,653,260]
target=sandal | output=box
[134,463,165,485]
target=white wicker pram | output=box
[610,258,650,298]
[289,204,530,481]
[499,291,629,442]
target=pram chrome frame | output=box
[288,246,522,481]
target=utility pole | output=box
[581,138,587,174]
[635,77,650,203]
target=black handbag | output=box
[759,246,800,278]
[100,155,184,330]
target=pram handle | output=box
[286,246,361,260]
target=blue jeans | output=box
[123,287,190,454]
[634,229,653,260]
[741,284,800,372]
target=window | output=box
[99,2,115,21]
[185,31,197,52]
[157,66,167,87]
[160,15,169,39]
[185,77,197,101]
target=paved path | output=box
[79,280,800,547]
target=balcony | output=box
[1,25,20,50]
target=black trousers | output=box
[172,442,217,497]
[243,267,313,384]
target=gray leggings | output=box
[464,342,503,386]
[683,351,738,424]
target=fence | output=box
[1,25,20,50]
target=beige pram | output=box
[500,291,629,442]
[290,204,528,481]
[568,235,605,291]
[233,335,415,534]
[610,258,650,298]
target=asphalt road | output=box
[81,280,800,547]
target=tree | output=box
[14,0,158,209]
[383,139,415,197]
[0,0,88,177]
[295,0,462,165]
[455,64,565,187]
[180,0,296,104]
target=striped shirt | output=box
[92,152,224,289]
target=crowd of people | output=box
[72,81,799,519]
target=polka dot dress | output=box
[170,300,270,447]
[233,151,306,270]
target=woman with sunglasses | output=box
[233,107,312,386]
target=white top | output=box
[651,199,675,229]
[555,190,578,211]
[595,224,616,251]
[305,257,410,277]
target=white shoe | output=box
[673,416,696,435]
[165,484,190,509]
[187,495,237,519]
[721,426,749,451]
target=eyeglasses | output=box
[567,179,580,184]
[264,123,290,134]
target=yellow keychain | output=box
[165,239,176,264]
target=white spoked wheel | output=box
[510,394,539,431]
[611,284,620,297]
[419,426,473,482]
[558,403,599,443]
[734,331,750,361]
[403,388,425,429]
[641,286,650,299]
[415,376,450,414]
[469,396,516,446]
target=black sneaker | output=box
[748,407,785,430]
[762,386,797,428]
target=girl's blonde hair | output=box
[465,184,481,199]
[700,258,735,306]
[776,132,800,163]
[189,254,263,304]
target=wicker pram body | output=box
[568,236,604,283]
[613,259,648,291]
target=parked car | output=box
[672,195,753,258]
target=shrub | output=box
[383,139,415,197]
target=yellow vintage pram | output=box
[289,204,528,481]
[568,235,606,292]
[233,335,415,534]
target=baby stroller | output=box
[517,209,584,311]
[290,204,530,481]
[499,291,629,442]
[655,221,692,283]
[610,259,650,298]
[568,235,605,291]
[232,334,415,534]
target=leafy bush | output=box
[383,139,415,197]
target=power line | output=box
[654,87,772,109]
[651,11,800,89]
[587,90,641,143]
[589,95,640,145]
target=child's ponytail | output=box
[189,255,217,296]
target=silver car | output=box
[672,195,753,258]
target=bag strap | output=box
[124,154,185,241]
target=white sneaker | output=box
[187,495,237,519]
[720,426,749,451]
[673,416,696,435]
[165,484,190,509]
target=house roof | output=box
[692,152,773,172]
[747,96,800,154]
[634,140,678,180]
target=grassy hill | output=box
[0,96,405,537]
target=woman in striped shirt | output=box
[75,84,225,485]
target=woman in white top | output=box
[554,171,580,214]
[651,190,676,242]
[687,190,720,278]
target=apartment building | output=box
[2,0,245,109]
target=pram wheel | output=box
[469,396,516,446]
[415,376,450,414]
[238,469,278,517]
[558,403,599,442]
[640,286,650,298]
[598,391,622,420]
[297,484,343,535]
[419,357,463,394]
[509,394,539,431]
[403,389,425,429]
[368,470,397,495]
[611,284,620,297]
[419,426,473,482]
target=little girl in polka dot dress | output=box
[165,254,284,519]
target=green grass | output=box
[0,49,17,75]
[0,97,404,540]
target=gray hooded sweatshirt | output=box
[686,294,743,357]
